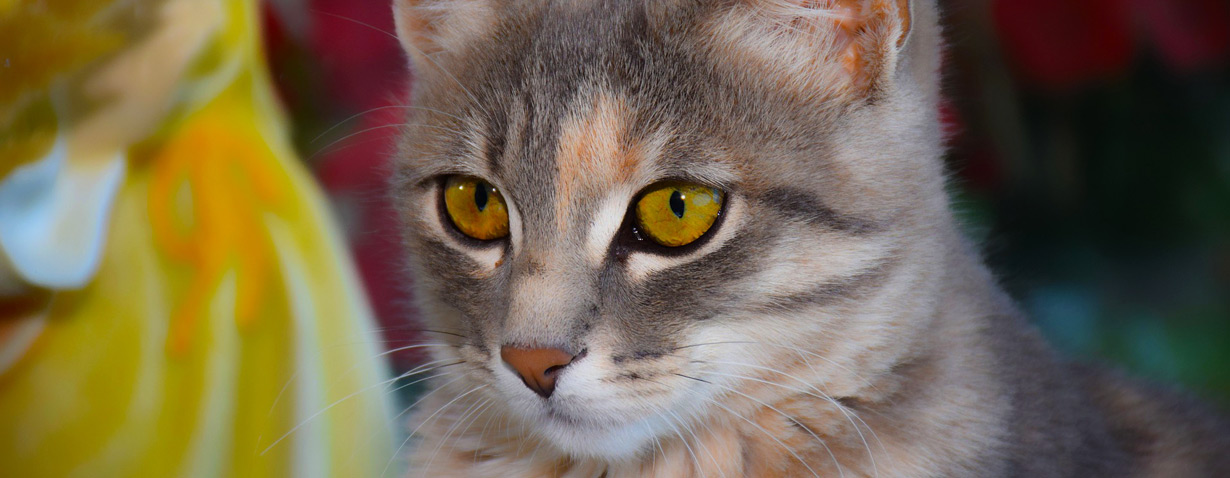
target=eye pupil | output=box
[669,190,685,218]
[474,183,489,211]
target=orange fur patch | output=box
[553,93,638,233]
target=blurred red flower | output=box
[993,0,1230,89]
[993,0,1135,89]
[264,0,421,366]
[309,0,406,112]
[1133,0,1230,72]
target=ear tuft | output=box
[712,0,914,98]
[392,0,496,72]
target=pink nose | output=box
[500,346,578,398]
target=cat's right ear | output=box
[392,0,496,72]
[706,0,925,100]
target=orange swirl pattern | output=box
[147,104,289,355]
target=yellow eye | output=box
[635,182,724,247]
[443,176,510,241]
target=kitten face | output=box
[394,0,944,460]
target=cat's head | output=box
[392,0,950,461]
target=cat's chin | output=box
[532,409,658,461]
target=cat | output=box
[387,0,1230,476]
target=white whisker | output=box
[260,359,460,456]
[684,407,733,478]
[385,384,488,477]
[661,409,704,476]
[677,374,824,478]
[315,10,400,42]
[390,371,467,422]
[264,343,455,428]
[395,23,492,119]
[699,359,883,475]
[472,397,503,465]
[312,105,468,144]
[423,397,493,472]
[311,123,464,160]
[678,339,879,392]
[669,408,727,478]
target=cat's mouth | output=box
[538,393,629,430]
[531,403,662,459]
[510,378,670,459]
[542,405,586,426]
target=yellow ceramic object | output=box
[0,1,395,476]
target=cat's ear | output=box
[827,0,913,92]
[392,0,497,71]
[715,0,916,98]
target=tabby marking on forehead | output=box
[553,92,640,235]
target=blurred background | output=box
[260,0,1230,405]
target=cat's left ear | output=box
[392,0,497,74]
[717,0,916,98]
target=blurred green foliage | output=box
[944,0,1230,405]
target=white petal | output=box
[0,137,126,290]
